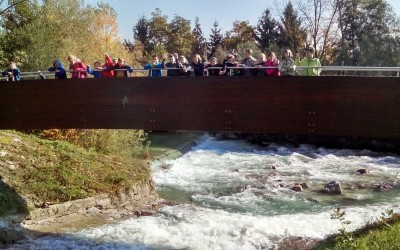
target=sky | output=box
[84,0,400,41]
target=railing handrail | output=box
[2,66,400,80]
[15,66,400,73]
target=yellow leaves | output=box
[39,129,80,144]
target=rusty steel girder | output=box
[0,76,400,140]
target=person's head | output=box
[282,49,293,59]
[267,52,276,60]
[179,55,187,64]
[245,49,253,57]
[112,58,118,64]
[192,54,202,63]
[168,54,175,63]
[117,57,124,66]
[67,55,77,65]
[210,56,218,66]
[151,55,159,64]
[226,54,235,62]
[8,62,16,69]
[53,59,62,68]
[259,53,266,62]
[305,47,315,58]
[93,61,101,68]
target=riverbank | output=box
[1,131,208,246]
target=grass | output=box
[316,214,400,249]
[0,130,150,215]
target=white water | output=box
[8,137,400,249]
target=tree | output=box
[133,15,151,52]
[255,9,281,52]
[1,0,134,71]
[0,0,37,66]
[0,0,28,16]
[337,0,400,67]
[192,17,208,59]
[147,8,169,52]
[222,21,255,55]
[166,14,193,56]
[208,21,223,58]
[297,0,340,63]
[279,2,307,54]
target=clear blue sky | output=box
[84,0,400,41]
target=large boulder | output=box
[322,181,342,195]
[356,169,369,174]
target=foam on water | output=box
[10,203,400,250]
[9,137,400,249]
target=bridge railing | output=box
[1,66,400,80]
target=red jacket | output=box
[264,59,280,76]
[70,61,87,78]
[101,55,114,78]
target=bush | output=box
[27,129,147,158]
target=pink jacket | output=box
[70,61,87,78]
[264,59,280,76]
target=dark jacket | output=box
[2,68,21,81]
[163,60,179,76]
[206,64,223,76]
[241,58,258,76]
[48,60,67,79]
[222,60,239,76]
[178,62,191,76]
[111,63,134,77]
[191,61,205,76]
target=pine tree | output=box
[133,15,151,52]
[192,17,208,59]
[279,2,307,54]
[209,21,223,58]
[255,8,281,52]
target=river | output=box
[7,136,400,249]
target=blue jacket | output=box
[87,66,102,78]
[2,68,20,81]
[144,63,163,77]
[48,60,67,79]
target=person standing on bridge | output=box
[100,53,115,78]
[264,52,280,76]
[67,55,87,78]
[2,62,20,81]
[240,49,258,76]
[177,55,191,76]
[279,49,296,76]
[191,54,205,76]
[144,55,163,77]
[163,54,179,76]
[110,57,134,77]
[220,54,239,76]
[205,57,224,76]
[255,53,267,76]
[295,47,321,76]
[48,59,67,79]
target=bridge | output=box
[1,75,400,141]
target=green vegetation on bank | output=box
[0,130,149,216]
[317,210,400,249]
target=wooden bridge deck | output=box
[0,76,399,140]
